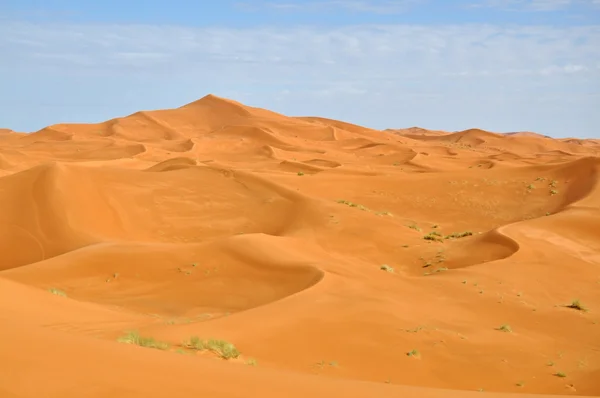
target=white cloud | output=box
[3,22,598,76]
[0,21,598,136]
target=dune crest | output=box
[1,95,599,398]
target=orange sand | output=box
[1,94,599,397]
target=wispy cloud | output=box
[0,21,598,135]
[3,22,598,75]
[237,0,423,14]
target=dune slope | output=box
[1,95,599,398]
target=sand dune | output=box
[1,94,599,398]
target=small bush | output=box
[380,264,394,273]
[407,349,420,357]
[206,339,240,359]
[297,171,304,176]
[566,299,588,312]
[555,372,567,378]
[48,288,67,297]
[445,231,473,239]
[497,324,512,333]
[424,231,443,242]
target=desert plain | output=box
[0,94,599,397]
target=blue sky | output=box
[1,0,599,137]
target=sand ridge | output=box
[1,94,599,398]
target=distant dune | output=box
[1,94,599,398]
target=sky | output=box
[0,0,599,137]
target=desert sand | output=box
[1,94,599,397]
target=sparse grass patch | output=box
[445,231,473,239]
[549,180,558,188]
[555,372,567,378]
[297,171,304,176]
[407,224,422,232]
[496,324,512,333]
[183,336,240,359]
[380,264,394,273]
[407,349,420,357]
[526,184,535,190]
[566,299,588,312]
[550,189,558,195]
[336,199,369,211]
[118,331,170,350]
[48,288,67,297]
[424,231,444,242]
[246,358,258,366]
[547,361,554,366]
[183,336,205,350]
